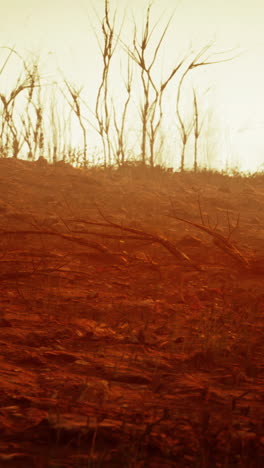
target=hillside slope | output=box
[0,158,263,467]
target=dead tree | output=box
[0,49,42,159]
[175,42,237,171]
[123,3,185,166]
[63,81,88,166]
[112,56,133,166]
[94,0,122,167]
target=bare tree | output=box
[94,0,122,167]
[192,87,207,172]
[176,74,194,172]
[0,49,42,158]
[112,56,132,166]
[49,93,63,164]
[175,43,237,171]
[123,3,187,166]
[63,81,88,166]
[21,91,44,161]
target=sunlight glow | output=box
[0,0,264,172]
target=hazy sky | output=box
[1,0,264,171]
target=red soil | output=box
[0,158,263,467]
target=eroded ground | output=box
[0,158,263,467]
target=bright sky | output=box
[1,0,264,172]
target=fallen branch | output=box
[0,229,111,254]
[167,212,249,269]
[66,206,202,271]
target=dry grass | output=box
[0,159,263,467]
